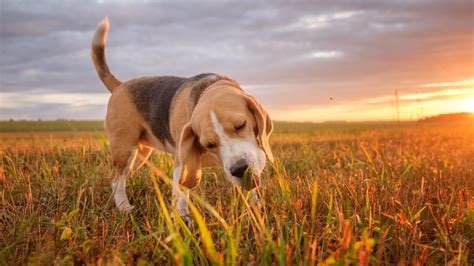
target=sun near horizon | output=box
[269,78,474,122]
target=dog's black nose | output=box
[230,159,250,178]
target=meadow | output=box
[1,121,473,265]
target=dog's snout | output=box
[230,159,250,178]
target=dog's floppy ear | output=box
[177,122,203,188]
[245,95,274,163]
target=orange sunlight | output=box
[271,79,474,122]
[460,98,474,113]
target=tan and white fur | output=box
[91,17,273,218]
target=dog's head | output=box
[177,84,273,190]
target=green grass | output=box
[1,122,473,265]
[0,120,416,133]
[0,120,104,132]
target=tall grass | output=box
[1,125,473,264]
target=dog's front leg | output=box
[111,171,135,212]
[171,165,191,220]
[249,188,263,209]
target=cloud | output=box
[311,51,343,59]
[418,78,474,88]
[0,0,473,120]
[275,10,362,31]
[1,91,109,109]
[363,87,474,105]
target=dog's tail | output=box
[91,17,121,93]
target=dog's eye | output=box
[206,143,216,149]
[235,121,246,131]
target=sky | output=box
[1,0,473,122]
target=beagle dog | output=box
[91,18,274,218]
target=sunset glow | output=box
[460,98,474,113]
[270,79,474,122]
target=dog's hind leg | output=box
[107,123,142,212]
[106,87,146,212]
[110,145,139,212]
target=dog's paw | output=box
[171,210,194,227]
[182,214,195,228]
[180,214,194,228]
[249,189,263,209]
[118,202,135,213]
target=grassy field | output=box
[0,120,104,132]
[0,120,416,133]
[1,122,473,265]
